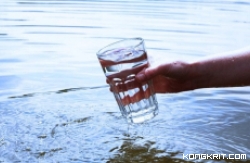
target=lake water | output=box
[1,0,250,162]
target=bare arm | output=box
[194,48,250,88]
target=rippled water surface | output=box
[1,0,250,162]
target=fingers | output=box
[118,86,152,106]
[106,78,110,84]
[106,77,153,105]
[109,77,143,93]
[135,66,160,83]
[135,61,189,83]
[106,63,149,81]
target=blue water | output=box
[1,0,250,162]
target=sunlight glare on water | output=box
[0,0,250,162]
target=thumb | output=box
[135,67,158,83]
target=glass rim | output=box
[96,37,144,56]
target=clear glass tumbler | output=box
[97,38,158,123]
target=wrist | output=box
[188,61,212,90]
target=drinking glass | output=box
[97,38,158,123]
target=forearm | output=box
[192,48,250,89]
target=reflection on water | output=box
[1,0,250,162]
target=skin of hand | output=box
[106,61,197,105]
[135,61,200,93]
[135,47,250,93]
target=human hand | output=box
[135,61,199,93]
[106,61,200,105]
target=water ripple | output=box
[4,24,105,29]
[8,85,109,99]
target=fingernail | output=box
[136,73,145,81]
